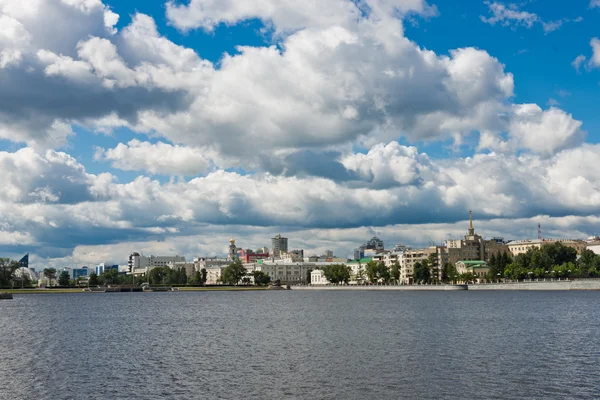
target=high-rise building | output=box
[271,234,288,258]
[362,236,384,251]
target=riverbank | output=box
[293,285,468,291]
[1,286,269,294]
[296,279,600,291]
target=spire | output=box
[468,210,474,235]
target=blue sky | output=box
[0,0,599,267]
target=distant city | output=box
[9,211,600,288]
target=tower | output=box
[468,210,475,236]
[228,238,237,261]
[538,224,542,240]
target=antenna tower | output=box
[537,223,542,240]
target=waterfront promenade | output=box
[296,279,600,291]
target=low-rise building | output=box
[311,269,328,285]
[456,260,489,282]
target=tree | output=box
[390,261,401,283]
[413,261,430,283]
[365,261,390,283]
[322,264,351,284]
[43,268,57,288]
[0,258,19,288]
[578,249,600,277]
[88,273,99,287]
[58,271,71,287]
[200,268,207,284]
[442,263,458,283]
[221,260,247,285]
[101,268,120,285]
[252,270,271,286]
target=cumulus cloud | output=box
[0,1,194,147]
[96,139,213,175]
[165,0,437,33]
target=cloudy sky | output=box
[1,0,600,268]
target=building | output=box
[204,266,226,285]
[310,269,329,285]
[353,248,364,261]
[456,260,489,282]
[238,248,270,264]
[346,258,372,283]
[401,246,447,284]
[167,261,195,277]
[128,253,186,275]
[507,238,587,257]
[194,257,230,270]
[445,211,509,264]
[271,234,288,258]
[363,236,384,251]
[96,263,118,275]
[228,238,238,261]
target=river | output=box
[1,290,599,399]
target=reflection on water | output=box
[1,291,599,399]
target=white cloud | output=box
[480,1,538,28]
[507,104,584,155]
[97,139,213,175]
[481,2,581,33]
[572,54,587,72]
[165,0,436,34]
[590,37,600,68]
[591,0,600,8]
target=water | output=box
[1,290,599,399]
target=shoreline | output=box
[1,286,269,294]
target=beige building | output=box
[402,246,447,284]
[445,211,509,264]
[507,239,587,257]
[456,260,489,282]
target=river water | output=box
[1,290,599,399]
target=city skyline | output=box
[1,0,600,269]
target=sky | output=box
[1,0,600,268]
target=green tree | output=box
[390,261,401,283]
[577,249,600,277]
[43,268,57,288]
[221,260,247,285]
[88,273,100,287]
[200,268,207,284]
[0,258,19,288]
[542,243,577,267]
[365,261,390,283]
[252,270,271,286]
[413,261,430,283]
[58,271,71,287]
[101,268,120,285]
[322,264,351,284]
[442,263,458,283]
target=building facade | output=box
[271,234,288,258]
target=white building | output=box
[311,269,329,285]
[129,253,186,275]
